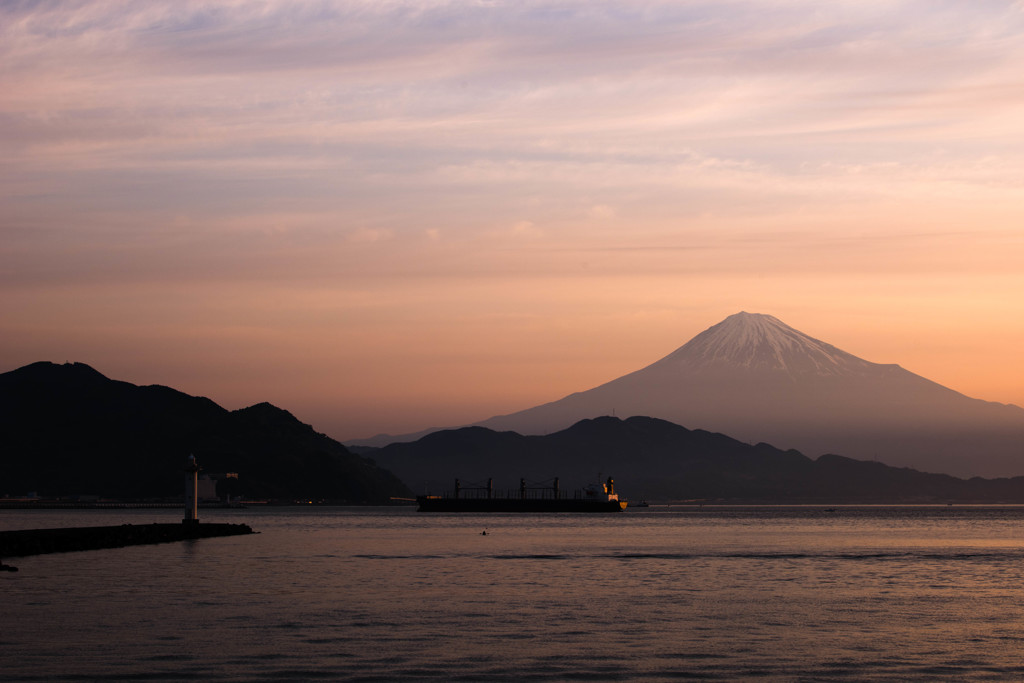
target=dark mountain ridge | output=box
[0,362,411,502]
[370,415,1024,503]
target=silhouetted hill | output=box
[371,415,1024,503]
[0,362,412,503]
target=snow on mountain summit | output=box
[655,312,874,376]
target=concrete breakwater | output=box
[0,502,245,509]
[0,522,255,559]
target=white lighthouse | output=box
[183,454,200,525]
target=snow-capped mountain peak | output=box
[655,312,871,376]
[357,310,1024,479]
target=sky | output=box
[3,0,1024,442]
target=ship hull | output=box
[417,496,626,512]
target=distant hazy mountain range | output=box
[0,362,411,502]
[367,415,1024,504]
[353,312,1024,478]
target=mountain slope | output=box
[0,362,411,502]
[472,313,1024,477]
[371,416,1024,503]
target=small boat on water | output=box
[417,476,627,512]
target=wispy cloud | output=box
[3,0,1024,436]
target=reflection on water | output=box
[6,506,1024,681]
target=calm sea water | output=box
[5,505,1024,681]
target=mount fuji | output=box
[445,312,1024,478]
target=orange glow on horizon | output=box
[2,2,1024,441]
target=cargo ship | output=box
[416,476,627,512]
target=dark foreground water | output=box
[5,505,1024,681]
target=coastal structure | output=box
[184,454,199,525]
[0,456,255,564]
[0,523,255,559]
